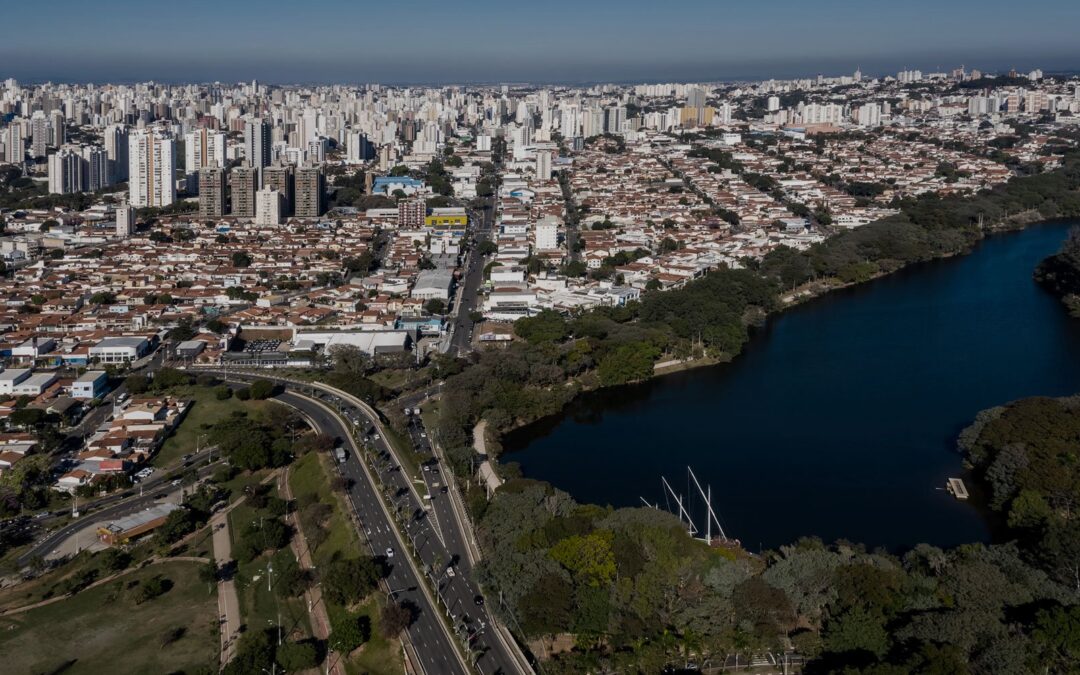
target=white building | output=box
[89,337,149,363]
[0,369,32,395]
[255,187,283,225]
[184,128,226,186]
[534,215,560,251]
[535,151,552,181]
[128,130,176,208]
[115,204,135,238]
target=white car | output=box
[385,547,395,558]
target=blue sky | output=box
[4,0,1078,83]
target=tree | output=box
[276,640,319,670]
[379,601,415,639]
[248,379,275,400]
[214,385,233,400]
[135,575,172,604]
[424,298,446,315]
[89,291,117,305]
[231,251,252,268]
[322,556,384,606]
[329,611,371,652]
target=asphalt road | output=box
[449,165,499,355]
[274,391,470,675]
[17,451,216,567]
[299,388,522,675]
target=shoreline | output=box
[491,214,1076,458]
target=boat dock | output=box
[947,477,969,500]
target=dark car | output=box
[474,595,484,607]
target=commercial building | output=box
[98,503,181,546]
[88,336,149,363]
[73,371,109,400]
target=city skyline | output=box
[2,0,1078,84]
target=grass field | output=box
[153,386,277,468]
[289,451,363,564]
[227,491,311,641]
[0,560,218,675]
[289,451,404,675]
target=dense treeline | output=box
[959,395,1080,593]
[428,152,1080,672]
[436,268,777,455]
[760,151,1080,290]
[1034,226,1080,315]
[477,480,1078,674]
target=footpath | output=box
[278,465,345,675]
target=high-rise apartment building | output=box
[294,166,325,219]
[48,148,83,194]
[244,118,272,170]
[230,165,258,218]
[30,111,48,158]
[104,124,129,182]
[535,150,552,181]
[128,130,176,208]
[255,187,283,225]
[2,123,23,164]
[115,204,136,238]
[185,128,226,191]
[198,167,227,219]
[261,164,294,216]
[398,198,426,228]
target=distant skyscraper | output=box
[198,167,227,219]
[294,166,325,218]
[81,145,108,192]
[244,118,272,171]
[230,165,258,218]
[104,124,129,183]
[49,110,65,147]
[261,164,294,216]
[128,129,176,208]
[2,122,23,164]
[30,111,48,158]
[48,148,83,194]
[687,87,707,110]
[185,128,226,192]
[604,106,626,134]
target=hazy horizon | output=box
[3,0,1077,85]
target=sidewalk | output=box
[211,508,241,667]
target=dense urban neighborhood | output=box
[0,63,1078,674]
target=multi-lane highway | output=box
[448,161,500,355]
[274,391,471,675]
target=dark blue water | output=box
[504,221,1080,551]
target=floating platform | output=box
[947,477,969,500]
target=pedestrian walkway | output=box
[211,508,241,667]
[279,466,345,675]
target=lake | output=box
[503,220,1080,551]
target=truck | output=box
[334,448,348,464]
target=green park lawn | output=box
[153,386,276,468]
[0,560,218,675]
[289,451,404,675]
